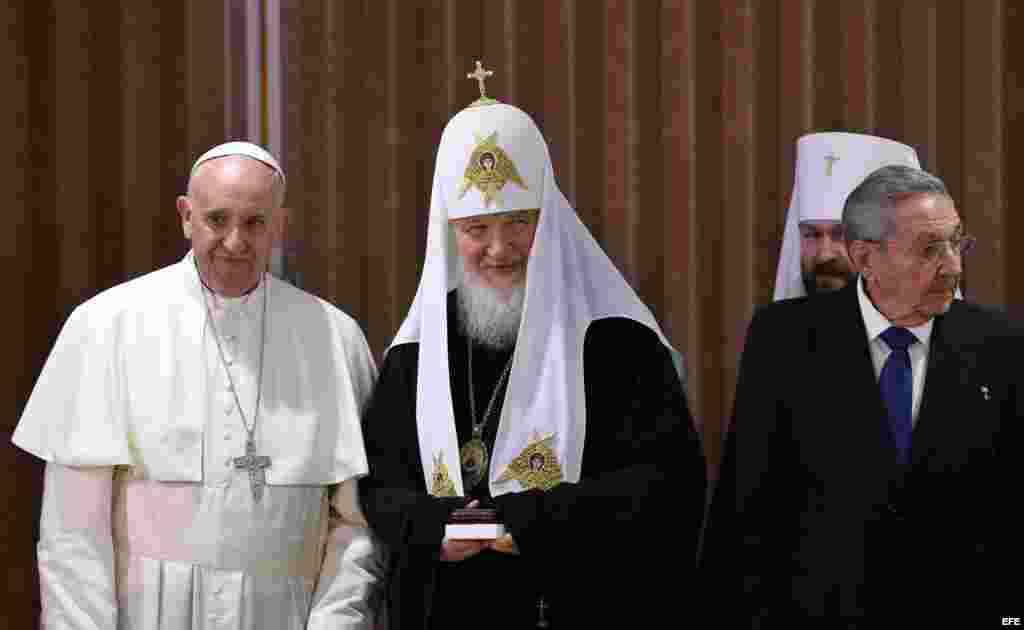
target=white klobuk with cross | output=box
[773,132,921,301]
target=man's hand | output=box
[440,499,490,562]
[488,533,520,555]
[439,538,490,562]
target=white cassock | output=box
[13,253,383,630]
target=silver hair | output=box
[188,157,286,208]
[842,165,949,243]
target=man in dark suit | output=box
[705,165,1021,625]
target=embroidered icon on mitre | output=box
[495,431,563,491]
[431,451,458,497]
[457,131,528,208]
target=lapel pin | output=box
[980,385,990,401]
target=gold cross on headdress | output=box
[824,152,840,176]
[467,60,493,99]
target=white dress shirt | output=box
[856,275,934,427]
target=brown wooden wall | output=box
[4,1,1021,625]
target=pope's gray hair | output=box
[188,156,286,208]
[842,165,949,243]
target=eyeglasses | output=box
[918,234,976,263]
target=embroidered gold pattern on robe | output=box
[431,451,457,497]
[495,431,563,491]
[457,131,528,208]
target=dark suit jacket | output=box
[703,281,1022,625]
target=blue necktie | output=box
[879,327,917,465]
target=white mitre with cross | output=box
[773,132,921,301]
[390,62,685,498]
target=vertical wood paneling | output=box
[123,4,162,277]
[900,1,939,168]
[632,2,666,312]
[776,0,814,250]
[186,1,232,160]
[754,2,781,308]
[1005,3,1024,319]
[660,0,701,423]
[2,0,30,426]
[693,0,726,447]
[962,0,1004,304]
[2,11,41,624]
[570,6,607,243]
[54,2,96,311]
[839,0,877,131]
[718,0,758,466]
[934,3,964,214]
[604,0,635,287]
[542,1,576,202]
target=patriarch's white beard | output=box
[456,270,525,351]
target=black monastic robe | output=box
[360,292,705,629]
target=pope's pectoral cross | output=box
[824,152,840,176]
[233,438,271,503]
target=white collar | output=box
[856,275,934,346]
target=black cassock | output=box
[360,292,705,629]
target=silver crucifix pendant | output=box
[233,438,271,503]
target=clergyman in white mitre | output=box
[774,132,921,301]
[13,142,385,629]
[358,68,706,629]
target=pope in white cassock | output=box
[13,142,385,629]
[773,132,921,301]
[359,67,706,629]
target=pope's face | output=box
[451,209,539,292]
[799,219,854,294]
[177,157,281,297]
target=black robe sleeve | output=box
[492,318,705,621]
[359,343,469,629]
[359,342,469,551]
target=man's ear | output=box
[846,240,873,275]
[177,196,193,239]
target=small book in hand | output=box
[445,507,506,540]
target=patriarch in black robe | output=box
[359,69,705,629]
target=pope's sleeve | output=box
[306,316,386,629]
[38,463,118,630]
[307,480,388,630]
[342,318,379,415]
[12,302,134,467]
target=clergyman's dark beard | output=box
[802,265,855,297]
